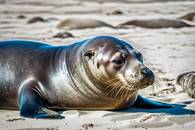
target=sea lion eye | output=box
[112,56,125,66]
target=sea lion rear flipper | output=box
[133,95,173,109]
[18,79,64,119]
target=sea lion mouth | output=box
[118,73,154,90]
[126,81,149,90]
[103,74,153,98]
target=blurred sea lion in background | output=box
[119,18,195,28]
[179,12,195,22]
[177,71,195,98]
[57,18,115,30]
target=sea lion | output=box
[106,10,124,15]
[119,18,195,28]
[27,16,47,24]
[0,36,172,119]
[179,12,195,22]
[57,18,115,30]
[53,31,74,39]
[177,71,195,98]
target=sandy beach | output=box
[0,0,195,130]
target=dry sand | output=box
[0,0,195,130]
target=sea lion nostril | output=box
[140,68,150,77]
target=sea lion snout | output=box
[140,67,155,85]
[124,65,154,89]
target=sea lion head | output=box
[81,36,154,96]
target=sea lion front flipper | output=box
[18,79,63,119]
[133,95,173,109]
[33,108,64,119]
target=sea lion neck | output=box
[57,42,114,99]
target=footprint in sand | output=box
[27,16,47,24]
[14,127,59,130]
[113,114,173,129]
[106,10,124,15]
[110,113,144,122]
[129,121,173,128]
[168,116,195,124]
[53,31,74,39]
[6,118,25,122]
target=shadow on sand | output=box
[122,102,195,115]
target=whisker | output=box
[120,87,126,99]
[123,86,129,99]
[114,85,124,98]
[105,81,121,96]
[105,81,120,90]
[151,77,161,93]
[127,88,133,98]
[105,79,138,99]
[105,78,119,84]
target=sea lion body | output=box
[57,18,114,30]
[0,36,172,118]
[0,38,137,110]
[177,71,195,98]
[179,12,195,21]
[0,41,58,109]
[120,19,194,28]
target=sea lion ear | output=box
[83,49,95,59]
